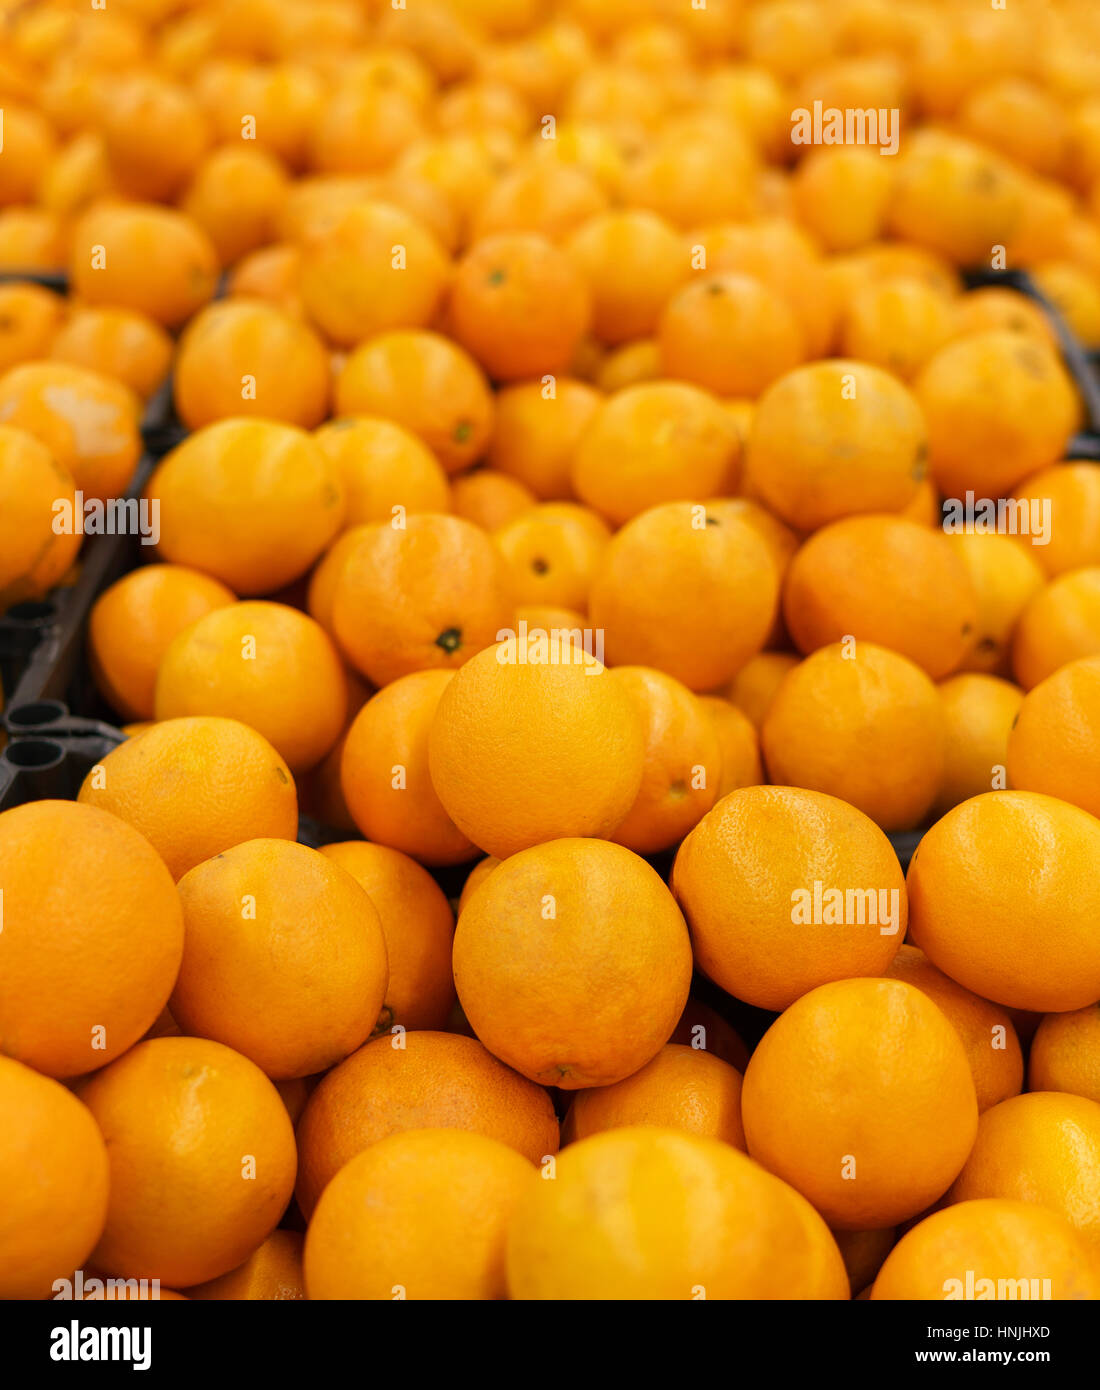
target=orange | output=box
[450,469,535,531]
[336,329,493,474]
[171,839,387,1079]
[1011,463,1100,578]
[331,514,514,687]
[673,785,904,1011]
[70,200,219,328]
[492,502,609,612]
[101,73,209,200]
[952,285,1059,349]
[173,298,330,430]
[783,516,978,680]
[308,80,426,176]
[1029,1007,1100,1105]
[616,118,759,230]
[299,201,450,348]
[837,277,955,381]
[340,670,475,865]
[886,945,1023,1113]
[1013,567,1100,690]
[319,840,455,1033]
[761,643,946,831]
[697,696,762,799]
[913,331,1078,500]
[0,1056,110,1300]
[186,1230,304,1301]
[743,361,927,534]
[727,651,799,731]
[947,532,1045,676]
[934,674,1024,817]
[608,667,721,854]
[594,339,661,394]
[80,1037,297,1287]
[958,77,1069,176]
[473,161,608,243]
[0,282,64,374]
[38,129,113,217]
[0,361,142,504]
[563,1045,745,1150]
[789,146,893,252]
[0,425,80,611]
[0,799,183,1078]
[458,855,501,913]
[947,1093,1100,1262]
[305,1129,534,1301]
[447,232,591,382]
[148,418,345,595]
[487,377,600,500]
[1007,654,1100,818]
[571,382,738,527]
[226,242,303,315]
[196,61,322,171]
[907,790,1100,1012]
[589,500,778,691]
[454,838,692,1088]
[436,78,531,142]
[154,601,348,774]
[564,209,689,345]
[428,642,645,859]
[0,102,57,205]
[50,306,173,401]
[87,564,236,721]
[506,1127,848,1300]
[1033,261,1100,350]
[295,1030,559,1218]
[743,978,978,1229]
[77,717,298,881]
[180,144,290,268]
[0,208,66,272]
[872,1199,1100,1301]
[314,416,450,525]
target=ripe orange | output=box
[1033,261,1100,349]
[171,839,387,1078]
[885,944,1023,1112]
[1007,654,1100,818]
[79,1037,297,1287]
[563,1044,746,1150]
[49,304,173,401]
[149,419,345,595]
[101,73,210,201]
[331,514,514,686]
[698,695,762,798]
[952,286,1059,349]
[947,532,1045,676]
[1010,463,1100,577]
[0,799,183,1078]
[173,297,330,430]
[872,1199,1100,1301]
[0,282,64,374]
[0,360,142,504]
[473,160,608,243]
[743,978,978,1229]
[907,790,1100,1012]
[428,641,645,859]
[507,1127,848,1300]
[0,102,58,204]
[492,502,609,612]
[744,361,926,533]
[727,651,800,731]
[595,339,661,394]
[77,717,297,881]
[70,200,219,328]
[564,209,688,346]
[1012,567,1100,690]
[788,146,893,252]
[589,500,778,692]
[934,674,1024,817]
[947,1093,1100,1261]
[1028,1006,1100,1106]
[0,425,80,610]
[783,515,978,680]
[672,785,904,1011]
[319,840,455,1033]
[761,642,946,831]
[180,144,290,268]
[448,232,591,381]
[313,416,451,526]
[305,1129,534,1301]
[336,329,493,474]
[571,382,738,527]
[186,1230,304,1302]
[487,377,600,500]
[607,667,721,853]
[154,601,348,774]
[838,277,955,381]
[657,272,803,399]
[913,331,1078,499]
[308,80,426,176]
[299,201,451,348]
[88,564,236,721]
[450,468,535,531]
[0,1056,110,1300]
[226,242,303,315]
[454,838,692,1088]
[340,670,476,866]
[295,1030,559,1218]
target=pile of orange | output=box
[4,0,1100,1303]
